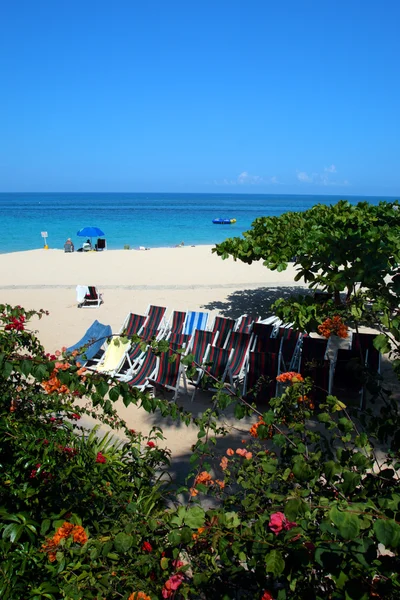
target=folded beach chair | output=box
[224,331,252,387]
[143,305,167,331]
[351,332,381,374]
[191,344,233,401]
[93,336,131,376]
[182,311,209,335]
[299,336,331,404]
[276,326,303,371]
[210,316,236,348]
[331,348,365,407]
[243,351,280,404]
[120,312,147,337]
[148,349,187,400]
[234,314,255,334]
[126,348,158,390]
[76,285,103,308]
[164,310,187,335]
[66,320,112,366]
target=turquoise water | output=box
[0,192,396,253]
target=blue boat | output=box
[212,218,236,225]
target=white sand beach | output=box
[0,246,308,474]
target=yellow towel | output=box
[96,337,130,374]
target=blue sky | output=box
[0,0,399,195]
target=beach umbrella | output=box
[77,226,105,246]
[77,226,105,238]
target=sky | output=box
[0,0,399,195]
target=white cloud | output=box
[296,165,349,187]
[237,171,263,185]
[270,176,279,184]
[297,171,314,183]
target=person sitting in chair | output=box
[82,239,92,251]
[64,238,74,252]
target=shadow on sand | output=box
[201,285,311,319]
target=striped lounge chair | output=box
[243,351,280,404]
[211,316,236,348]
[77,286,103,308]
[121,312,147,337]
[125,348,158,389]
[182,311,209,335]
[148,349,187,400]
[191,344,233,401]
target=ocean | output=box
[0,192,397,254]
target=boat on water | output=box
[212,218,236,225]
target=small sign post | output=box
[41,231,49,249]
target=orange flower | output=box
[195,471,213,485]
[276,372,304,383]
[226,448,234,456]
[220,456,228,471]
[236,448,247,457]
[318,316,348,339]
[189,487,199,497]
[215,479,225,489]
[250,416,265,437]
[42,521,87,561]
[128,593,151,600]
[245,452,253,460]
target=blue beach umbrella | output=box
[77,226,105,245]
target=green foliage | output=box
[1,303,400,599]
[213,199,400,302]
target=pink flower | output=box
[226,448,234,456]
[268,512,297,535]
[147,441,156,448]
[162,573,184,598]
[245,452,253,460]
[142,541,152,552]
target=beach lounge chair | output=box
[234,314,254,334]
[211,316,236,348]
[243,351,280,404]
[66,320,112,366]
[182,311,209,335]
[164,310,187,335]
[252,321,277,341]
[120,326,161,376]
[120,312,147,337]
[125,348,158,390]
[191,344,233,401]
[93,336,131,376]
[167,332,191,350]
[148,349,187,400]
[76,285,103,308]
[224,331,252,387]
[186,329,218,387]
[143,305,167,331]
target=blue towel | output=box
[66,320,112,364]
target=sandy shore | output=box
[0,246,308,477]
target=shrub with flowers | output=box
[1,303,400,599]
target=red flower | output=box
[70,413,81,420]
[261,592,274,600]
[96,452,107,464]
[142,541,153,552]
[268,512,297,535]
[146,441,156,448]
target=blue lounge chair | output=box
[66,320,112,365]
[182,311,209,335]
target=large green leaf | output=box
[373,519,400,549]
[265,549,285,576]
[113,532,133,552]
[330,507,361,540]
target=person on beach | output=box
[64,238,74,252]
